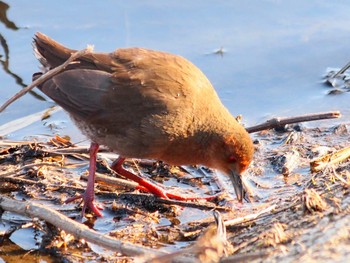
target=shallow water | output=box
[1,0,349,141]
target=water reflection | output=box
[0,1,45,101]
[0,1,18,30]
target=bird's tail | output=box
[33,32,76,69]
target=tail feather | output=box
[33,32,76,69]
[32,32,117,73]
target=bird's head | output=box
[209,131,254,202]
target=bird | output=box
[32,32,254,217]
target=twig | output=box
[0,162,62,177]
[0,46,94,113]
[119,193,227,211]
[82,172,139,190]
[0,173,42,185]
[224,204,276,227]
[0,194,164,257]
[334,61,350,77]
[44,145,110,155]
[310,146,350,173]
[331,166,350,186]
[246,111,341,133]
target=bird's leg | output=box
[65,142,103,217]
[111,157,217,201]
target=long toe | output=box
[82,195,103,217]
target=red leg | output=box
[65,142,103,217]
[111,157,218,201]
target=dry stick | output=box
[82,172,139,189]
[0,162,62,177]
[0,194,164,257]
[0,174,90,192]
[0,45,94,113]
[224,204,276,227]
[44,145,110,155]
[178,204,278,233]
[310,146,350,173]
[246,111,341,133]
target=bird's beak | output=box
[228,170,243,202]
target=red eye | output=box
[228,155,237,163]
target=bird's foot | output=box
[65,193,103,217]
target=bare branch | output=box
[246,111,341,133]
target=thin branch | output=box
[310,146,350,173]
[0,195,164,257]
[246,111,341,133]
[334,61,350,77]
[0,45,94,113]
[0,162,63,177]
[118,193,227,211]
[224,204,276,227]
[82,172,139,189]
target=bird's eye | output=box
[228,155,237,163]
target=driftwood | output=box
[246,111,341,133]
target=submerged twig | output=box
[0,45,94,113]
[246,111,341,133]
